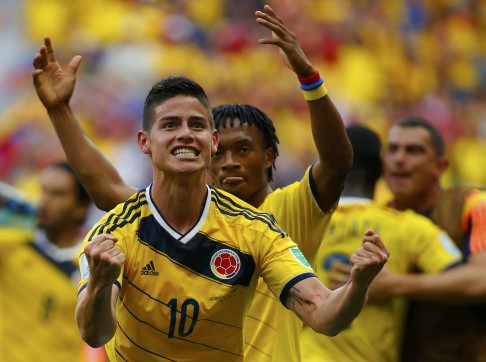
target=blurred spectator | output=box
[0,0,484,206]
[0,161,107,361]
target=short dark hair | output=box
[212,104,280,182]
[46,160,91,205]
[143,76,213,131]
[346,125,382,183]
[395,116,445,157]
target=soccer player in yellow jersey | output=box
[0,161,107,362]
[33,35,390,362]
[300,125,463,362]
[376,116,486,361]
[74,76,391,360]
[32,5,360,361]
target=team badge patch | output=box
[210,249,241,280]
[290,246,312,268]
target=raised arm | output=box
[287,230,389,335]
[75,234,124,347]
[256,5,352,211]
[32,37,137,210]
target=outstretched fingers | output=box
[44,37,57,63]
[255,7,290,45]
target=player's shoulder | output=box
[210,187,287,236]
[463,187,486,202]
[461,186,486,218]
[106,189,149,219]
[0,227,35,244]
[210,187,273,218]
[399,208,440,227]
[89,190,148,237]
[336,201,399,219]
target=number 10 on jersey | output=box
[167,298,199,338]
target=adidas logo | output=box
[141,260,159,276]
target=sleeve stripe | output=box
[211,189,287,237]
[279,272,317,306]
[88,192,146,241]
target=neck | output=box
[151,175,208,234]
[393,186,441,214]
[249,184,273,208]
[342,171,375,199]
[342,184,375,200]
[45,226,82,249]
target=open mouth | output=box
[172,148,199,157]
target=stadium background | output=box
[1,0,485,220]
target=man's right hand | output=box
[32,37,82,111]
[83,234,125,289]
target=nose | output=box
[221,150,240,170]
[176,122,195,141]
[386,146,406,166]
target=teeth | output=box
[173,148,197,157]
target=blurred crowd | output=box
[1,0,485,208]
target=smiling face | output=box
[138,95,218,178]
[383,125,447,207]
[210,118,274,207]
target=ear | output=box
[264,147,275,170]
[436,155,449,174]
[138,130,150,155]
[211,129,219,155]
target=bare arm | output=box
[372,252,486,304]
[32,37,137,210]
[256,5,352,211]
[75,234,125,347]
[287,230,389,335]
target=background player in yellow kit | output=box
[0,161,107,361]
[377,116,486,361]
[300,125,462,362]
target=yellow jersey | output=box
[0,227,86,362]
[79,185,316,361]
[244,166,333,361]
[300,198,462,362]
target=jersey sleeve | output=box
[405,211,463,273]
[258,231,317,306]
[262,165,334,264]
[461,190,486,256]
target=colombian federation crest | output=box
[210,249,241,280]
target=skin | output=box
[34,4,389,350]
[367,124,486,304]
[210,119,274,208]
[383,125,448,214]
[37,166,90,248]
